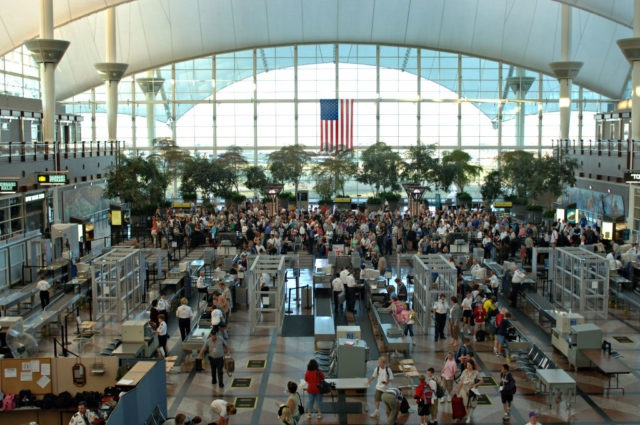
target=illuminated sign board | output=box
[624,171,640,184]
[0,181,18,193]
[493,202,512,208]
[37,173,67,186]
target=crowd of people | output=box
[139,199,622,425]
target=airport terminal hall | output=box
[4,1,640,425]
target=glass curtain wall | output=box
[61,43,616,195]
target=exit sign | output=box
[0,181,18,193]
[37,173,67,186]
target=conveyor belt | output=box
[610,287,640,309]
[315,292,333,317]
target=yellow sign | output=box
[38,175,46,182]
[111,210,121,226]
[494,202,512,208]
[334,197,351,203]
[172,202,192,208]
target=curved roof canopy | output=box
[0,0,632,100]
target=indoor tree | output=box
[480,170,503,206]
[440,149,481,193]
[401,144,439,189]
[105,155,168,215]
[244,165,270,197]
[218,146,249,192]
[146,137,190,200]
[357,141,403,197]
[499,150,537,199]
[268,145,312,202]
[181,156,236,202]
[311,151,357,199]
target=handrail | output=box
[0,140,122,164]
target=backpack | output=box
[435,382,445,399]
[55,391,74,409]
[40,393,56,409]
[399,396,409,414]
[421,383,434,404]
[17,389,34,407]
[2,394,16,411]
[455,345,468,364]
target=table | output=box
[581,349,630,394]
[325,378,369,390]
[536,368,576,407]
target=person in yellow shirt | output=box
[483,296,497,319]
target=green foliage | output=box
[147,138,190,200]
[218,146,249,191]
[456,192,472,201]
[379,191,401,202]
[500,150,579,204]
[357,142,403,196]
[229,192,246,203]
[105,155,168,209]
[526,204,543,212]
[367,197,382,205]
[504,194,528,205]
[440,149,481,193]
[268,145,311,194]
[312,151,357,199]
[278,192,296,202]
[500,150,536,198]
[318,199,333,206]
[181,156,236,200]
[401,144,439,189]
[244,166,270,196]
[480,170,503,203]
[543,210,556,218]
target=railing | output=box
[555,138,640,169]
[0,140,120,163]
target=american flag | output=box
[320,99,354,152]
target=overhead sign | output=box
[624,171,640,184]
[334,197,351,203]
[37,173,67,186]
[494,202,513,208]
[0,180,18,194]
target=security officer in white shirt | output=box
[68,402,98,425]
[176,297,194,341]
[432,293,449,341]
[470,259,486,279]
[510,265,527,307]
[343,270,358,313]
[332,276,345,312]
[36,272,51,310]
[196,271,207,294]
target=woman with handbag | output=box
[286,381,303,424]
[454,360,481,424]
[304,359,324,419]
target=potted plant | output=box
[456,192,472,208]
[367,196,382,209]
[379,191,402,211]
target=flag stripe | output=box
[320,99,355,152]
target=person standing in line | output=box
[304,359,324,419]
[510,265,526,307]
[496,312,512,357]
[286,381,303,425]
[154,314,168,357]
[149,299,160,328]
[460,292,473,335]
[380,387,403,425]
[449,296,462,347]
[158,292,171,321]
[399,302,416,344]
[196,331,229,388]
[472,300,487,342]
[176,297,194,341]
[395,278,408,302]
[367,356,394,418]
[219,281,233,314]
[36,272,51,310]
[426,368,440,425]
[332,273,345,312]
[433,294,449,342]
[499,364,516,421]
[440,352,457,403]
[209,399,237,425]
[344,269,358,313]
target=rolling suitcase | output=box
[451,395,466,420]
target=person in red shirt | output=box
[304,359,325,419]
[493,307,507,354]
[473,301,487,342]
